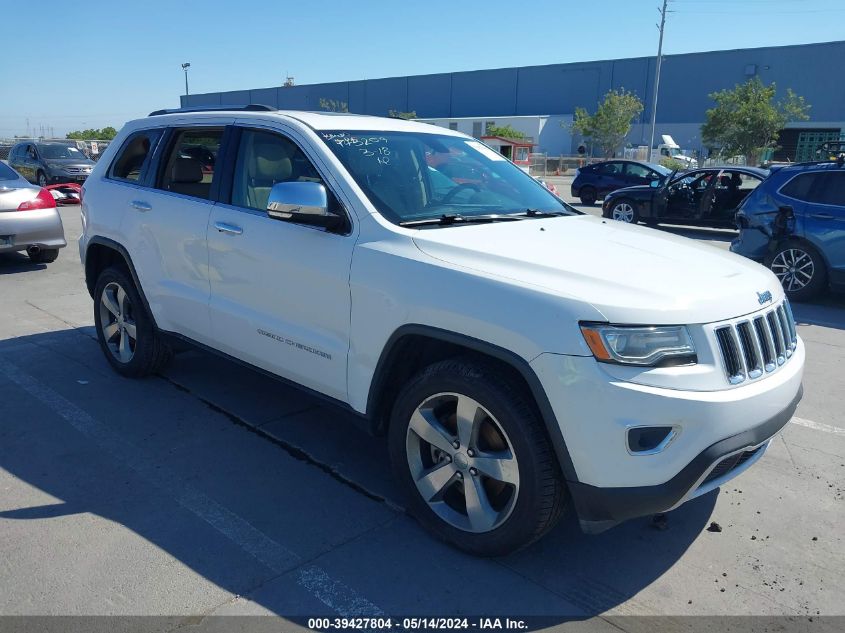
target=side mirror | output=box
[266,181,343,230]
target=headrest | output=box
[171,157,203,183]
[253,142,292,181]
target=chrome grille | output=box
[714,300,797,385]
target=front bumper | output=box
[0,208,67,253]
[530,341,804,531]
[50,174,88,185]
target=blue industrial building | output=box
[183,40,845,158]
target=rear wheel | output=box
[579,187,597,205]
[93,266,172,377]
[609,199,638,224]
[388,358,567,556]
[765,240,827,302]
[28,248,59,263]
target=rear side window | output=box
[110,130,162,182]
[815,172,845,206]
[156,128,224,200]
[780,173,819,202]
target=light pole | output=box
[181,63,191,97]
[648,0,669,156]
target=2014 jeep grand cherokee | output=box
[79,107,804,556]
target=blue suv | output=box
[731,157,845,301]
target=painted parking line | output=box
[791,416,845,435]
[0,361,384,616]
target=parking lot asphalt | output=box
[1,202,844,628]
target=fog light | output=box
[627,426,677,455]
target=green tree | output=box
[570,88,643,158]
[66,127,118,140]
[388,109,417,120]
[318,98,348,113]
[485,124,525,139]
[701,77,810,165]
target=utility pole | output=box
[648,0,669,156]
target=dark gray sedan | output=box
[0,162,66,263]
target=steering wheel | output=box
[441,183,482,204]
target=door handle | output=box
[130,200,152,212]
[215,221,243,235]
[810,212,834,220]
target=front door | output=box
[207,125,355,402]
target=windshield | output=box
[647,162,672,176]
[319,130,574,225]
[37,144,89,160]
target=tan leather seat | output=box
[234,139,293,210]
[167,157,210,198]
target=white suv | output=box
[79,107,804,555]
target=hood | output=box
[412,215,783,324]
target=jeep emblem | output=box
[757,290,773,305]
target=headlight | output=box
[580,323,696,366]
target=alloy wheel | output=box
[771,248,814,292]
[99,281,138,363]
[611,202,635,222]
[38,173,47,187]
[405,392,520,533]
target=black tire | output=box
[607,198,639,224]
[93,266,172,377]
[388,358,567,556]
[764,240,827,302]
[579,187,597,205]
[28,248,59,263]
[37,171,48,187]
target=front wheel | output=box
[765,241,827,302]
[609,199,638,223]
[37,171,48,187]
[93,266,172,377]
[388,358,567,556]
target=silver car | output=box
[0,162,66,263]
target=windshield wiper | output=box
[399,213,526,227]
[518,209,570,218]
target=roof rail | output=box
[147,104,277,116]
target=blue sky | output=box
[2,0,843,137]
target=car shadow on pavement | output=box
[0,327,716,622]
[0,251,46,274]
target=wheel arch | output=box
[366,324,579,482]
[85,236,157,326]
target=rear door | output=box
[116,121,229,343]
[594,161,625,196]
[802,170,845,283]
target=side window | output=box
[110,130,161,182]
[595,162,620,175]
[625,163,651,179]
[157,128,224,199]
[815,172,845,207]
[231,129,327,212]
[780,173,819,202]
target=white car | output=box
[79,107,804,555]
